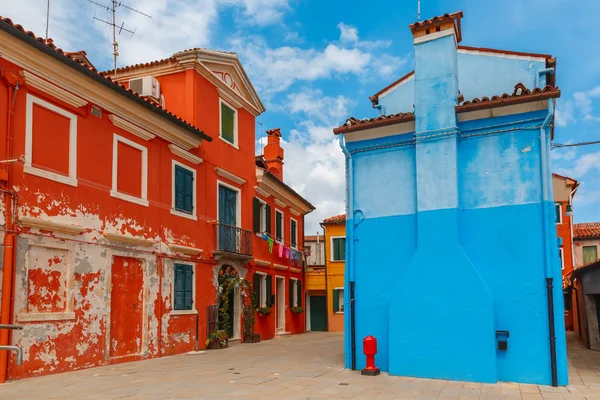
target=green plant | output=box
[206,330,228,348]
[291,306,304,314]
[256,307,271,315]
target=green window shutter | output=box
[291,220,297,247]
[333,238,345,261]
[253,198,261,233]
[340,238,346,261]
[174,264,184,310]
[289,279,294,306]
[175,166,194,213]
[584,246,598,264]
[253,273,262,307]
[297,280,302,307]
[276,212,282,241]
[184,265,193,310]
[221,103,235,144]
[333,289,339,313]
[265,205,272,235]
[555,203,561,223]
[266,275,273,307]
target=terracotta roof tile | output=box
[333,112,415,135]
[408,11,463,30]
[574,223,600,239]
[0,16,211,142]
[323,214,346,224]
[459,83,559,109]
[304,235,324,242]
[103,57,177,75]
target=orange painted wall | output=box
[324,222,345,333]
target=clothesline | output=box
[258,233,303,266]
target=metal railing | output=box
[214,223,253,256]
[0,324,23,366]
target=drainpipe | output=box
[319,222,329,332]
[374,104,385,117]
[540,98,558,387]
[338,134,356,370]
[536,68,555,89]
[0,72,21,384]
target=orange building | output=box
[0,16,313,381]
[322,214,346,333]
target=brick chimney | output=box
[264,128,284,180]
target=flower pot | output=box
[253,333,261,343]
[207,340,226,349]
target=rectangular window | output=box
[333,288,344,313]
[583,246,599,265]
[287,279,302,307]
[332,237,346,261]
[172,161,196,219]
[253,198,270,234]
[275,210,284,242]
[291,219,298,249]
[220,99,237,146]
[173,263,194,311]
[253,272,271,307]
[555,203,562,224]
[111,134,149,207]
[559,247,564,270]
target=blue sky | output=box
[3,0,599,232]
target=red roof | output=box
[305,235,323,242]
[334,112,415,135]
[574,223,600,239]
[409,11,464,42]
[0,16,211,142]
[323,214,346,224]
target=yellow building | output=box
[305,214,346,332]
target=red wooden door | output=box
[110,256,144,358]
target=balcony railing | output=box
[214,223,253,258]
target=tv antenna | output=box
[87,0,151,79]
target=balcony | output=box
[213,223,253,261]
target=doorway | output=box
[276,276,286,332]
[109,256,144,358]
[218,265,241,340]
[218,184,239,253]
[309,295,328,331]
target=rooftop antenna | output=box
[87,0,151,79]
[418,0,421,21]
[45,0,51,41]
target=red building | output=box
[0,16,313,381]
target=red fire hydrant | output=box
[361,335,380,376]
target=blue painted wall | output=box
[379,51,547,115]
[342,28,567,386]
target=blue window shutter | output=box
[175,166,194,213]
[174,264,184,310]
[184,265,194,310]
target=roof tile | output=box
[574,223,600,239]
[323,214,346,224]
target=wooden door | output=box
[110,256,144,358]
[310,296,328,331]
[276,277,285,332]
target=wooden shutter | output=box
[333,289,339,313]
[265,205,272,235]
[253,273,262,307]
[221,103,235,144]
[266,275,273,307]
[297,280,302,307]
[175,166,193,213]
[291,220,297,247]
[289,279,294,306]
[333,239,342,261]
[184,266,194,310]
[555,204,561,223]
[174,264,184,310]
[253,198,261,233]
[276,212,282,241]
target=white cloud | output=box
[287,88,352,126]
[571,85,600,123]
[284,31,304,44]
[220,0,291,25]
[555,99,574,127]
[556,150,600,178]
[338,22,359,42]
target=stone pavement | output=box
[0,331,599,400]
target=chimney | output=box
[264,128,284,180]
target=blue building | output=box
[334,11,567,386]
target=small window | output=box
[111,134,149,207]
[289,279,302,307]
[253,273,271,307]
[275,210,284,243]
[174,264,194,311]
[220,100,237,146]
[253,198,271,234]
[559,247,564,270]
[555,203,562,224]
[333,288,344,313]
[583,246,599,265]
[332,237,346,261]
[173,162,195,216]
[291,219,298,249]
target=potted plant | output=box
[206,330,228,349]
[257,307,271,317]
[291,306,304,314]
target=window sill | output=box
[335,312,344,314]
[171,209,197,221]
[330,260,345,263]
[110,190,149,207]
[219,135,239,149]
[170,309,198,316]
[17,311,76,322]
[24,165,77,187]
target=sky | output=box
[1,0,599,233]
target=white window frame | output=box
[171,160,197,221]
[219,98,238,149]
[335,287,344,314]
[24,94,78,187]
[110,134,149,207]
[275,209,285,244]
[555,203,562,225]
[255,271,267,307]
[256,197,267,235]
[290,217,298,250]
[217,180,242,227]
[291,277,298,307]
[559,247,564,271]
[330,236,346,262]
[170,261,197,316]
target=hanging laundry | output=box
[278,243,284,258]
[268,238,274,253]
[261,233,268,241]
[284,247,290,259]
[289,248,294,261]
